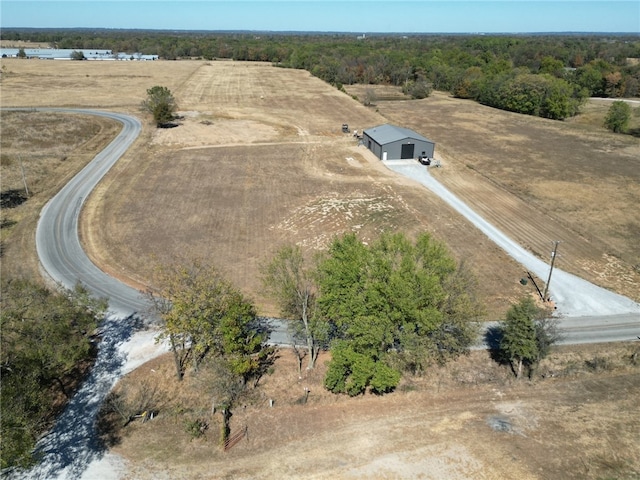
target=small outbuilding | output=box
[362,124,435,161]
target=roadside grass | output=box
[567,99,640,134]
[0,111,120,279]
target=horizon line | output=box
[2,27,639,35]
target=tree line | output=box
[2,231,559,469]
[0,280,107,469]
[4,29,640,119]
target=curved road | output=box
[35,108,150,317]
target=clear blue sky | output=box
[2,1,639,33]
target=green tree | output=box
[318,232,482,396]
[261,245,327,371]
[141,85,177,127]
[70,50,85,60]
[574,64,604,96]
[452,66,484,99]
[147,259,268,382]
[604,100,632,133]
[0,279,106,469]
[402,79,432,99]
[538,56,565,78]
[499,297,542,379]
[16,48,26,58]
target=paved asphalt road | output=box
[33,109,639,344]
[35,108,150,317]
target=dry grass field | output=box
[106,344,640,480]
[2,58,640,479]
[0,110,120,277]
[3,59,638,313]
[371,90,640,302]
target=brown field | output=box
[2,58,640,479]
[107,344,640,480]
[4,58,639,314]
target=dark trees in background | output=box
[3,29,639,117]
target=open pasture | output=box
[2,56,640,480]
[2,58,639,313]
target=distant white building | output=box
[0,48,158,61]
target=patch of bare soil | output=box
[107,344,640,480]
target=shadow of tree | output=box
[0,189,28,209]
[627,127,640,138]
[484,324,508,366]
[13,313,146,480]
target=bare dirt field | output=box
[2,58,639,479]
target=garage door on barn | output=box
[400,143,415,159]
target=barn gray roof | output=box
[363,124,433,145]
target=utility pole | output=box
[543,240,561,301]
[19,155,30,197]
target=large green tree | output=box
[318,232,482,396]
[141,85,177,127]
[604,100,632,133]
[0,280,106,469]
[147,259,268,382]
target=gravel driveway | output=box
[383,159,640,318]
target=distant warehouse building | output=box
[362,124,435,161]
[0,48,158,60]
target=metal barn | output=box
[362,124,435,161]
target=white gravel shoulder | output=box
[10,317,167,480]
